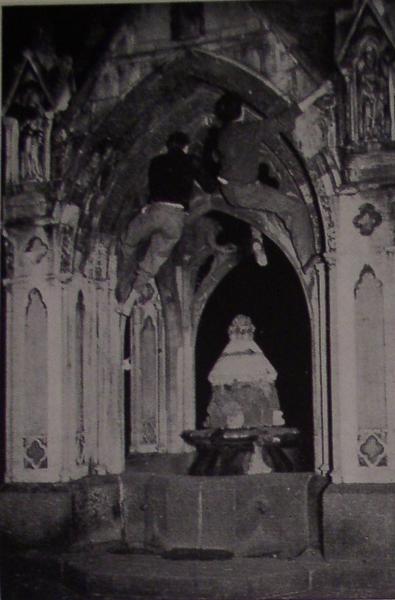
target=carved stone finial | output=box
[228,314,255,341]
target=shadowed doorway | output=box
[195,235,313,470]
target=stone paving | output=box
[3,546,395,600]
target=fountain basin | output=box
[122,460,326,559]
[182,427,300,474]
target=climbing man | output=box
[115,131,214,309]
[212,92,322,272]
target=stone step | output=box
[4,549,395,600]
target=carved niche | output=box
[354,266,387,467]
[337,3,395,149]
[3,41,75,189]
[24,289,48,468]
[127,282,166,453]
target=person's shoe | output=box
[252,241,268,266]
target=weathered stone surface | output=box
[122,473,149,549]
[346,151,395,184]
[11,549,395,599]
[132,472,324,558]
[72,477,122,545]
[323,483,395,559]
[0,485,72,547]
[62,553,310,599]
[4,191,50,223]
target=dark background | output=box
[196,219,313,469]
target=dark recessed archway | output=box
[195,235,313,470]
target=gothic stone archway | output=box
[194,216,313,469]
[64,50,329,472]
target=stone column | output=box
[4,220,66,482]
[80,240,124,475]
[332,186,395,483]
[4,214,125,482]
[309,259,331,476]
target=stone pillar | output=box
[5,221,65,482]
[79,240,124,475]
[309,259,331,476]
[128,281,167,453]
[4,214,124,482]
[331,186,395,483]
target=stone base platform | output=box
[3,546,395,600]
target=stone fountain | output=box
[183,314,300,475]
[123,316,323,560]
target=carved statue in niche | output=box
[356,36,390,144]
[205,315,284,429]
[16,82,47,182]
[4,28,75,185]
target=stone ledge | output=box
[4,549,395,600]
[0,475,122,549]
[323,483,395,560]
[345,150,395,184]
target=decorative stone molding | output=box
[353,203,382,236]
[3,236,15,280]
[358,430,388,467]
[23,436,48,470]
[323,251,337,270]
[128,281,167,453]
[24,237,48,265]
[59,225,76,275]
[318,194,337,252]
[75,430,87,467]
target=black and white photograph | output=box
[1,0,395,598]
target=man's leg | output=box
[133,207,185,292]
[223,182,317,269]
[116,209,156,303]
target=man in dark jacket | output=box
[213,93,318,272]
[116,131,212,307]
